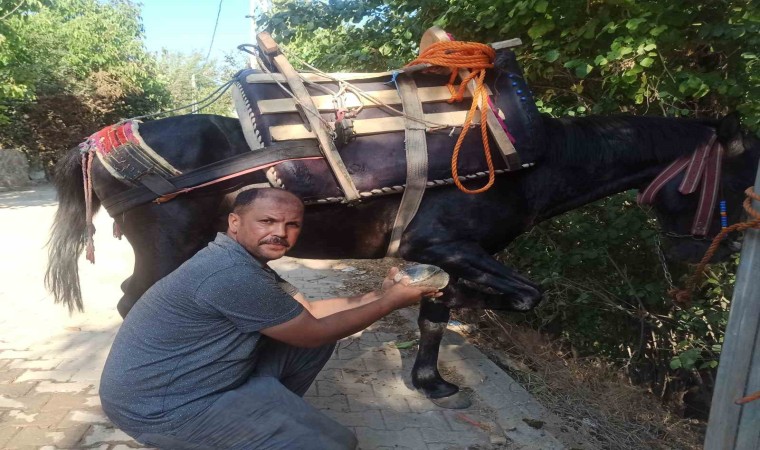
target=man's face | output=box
[227,194,304,262]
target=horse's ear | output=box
[719,112,745,157]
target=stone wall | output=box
[0,149,31,189]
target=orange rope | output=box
[405,41,497,194]
[736,390,760,405]
[670,187,760,304]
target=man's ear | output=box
[228,212,240,234]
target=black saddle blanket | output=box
[233,50,543,202]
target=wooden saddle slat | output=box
[246,71,396,84]
[256,32,360,202]
[257,85,492,115]
[269,111,479,141]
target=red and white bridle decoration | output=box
[637,134,724,237]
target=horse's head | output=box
[647,114,760,263]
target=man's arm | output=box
[261,276,438,348]
[290,267,407,319]
[291,291,382,319]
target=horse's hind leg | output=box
[116,198,220,317]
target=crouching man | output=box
[99,188,439,449]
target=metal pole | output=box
[704,160,760,449]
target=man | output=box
[99,188,439,449]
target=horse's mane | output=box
[541,114,716,166]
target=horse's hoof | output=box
[430,387,473,409]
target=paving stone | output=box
[371,379,426,399]
[349,394,412,413]
[354,427,427,449]
[0,395,27,409]
[363,357,405,372]
[35,381,92,394]
[70,369,104,382]
[39,393,87,411]
[368,332,402,342]
[442,410,500,433]
[316,379,374,397]
[5,423,89,448]
[307,394,351,413]
[112,445,153,450]
[0,425,20,448]
[0,350,34,359]
[0,381,36,397]
[438,344,488,362]
[323,357,367,371]
[16,370,76,383]
[314,368,344,382]
[321,409,385,430]
[381,410,451,431]
[419,428,491,445]
[6,409,68,428]
[0,368,24,383]
[58,409,109,427]
[8,359,62,370]
[81,424,136,446]
[405,396,448,413]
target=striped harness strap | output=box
[638,134,724,236]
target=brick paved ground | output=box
[0,185,577,449]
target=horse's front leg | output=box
[405,240,543,408]
[412,299,458,400]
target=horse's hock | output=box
[0,149,31,189]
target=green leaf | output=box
[650,25,668,36]
[640,57,654,67]
[545,49,560,62]
[575,64,593,78]
[534,0,548,13]
[393,340,417,349]
[626,18,646,31]
[528,21,555,39]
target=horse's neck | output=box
[528,115,709,221]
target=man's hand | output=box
[381,266,442,310]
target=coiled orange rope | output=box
[670,187,760,304]
[405,41,496,194]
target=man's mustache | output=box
[259,236,290,248]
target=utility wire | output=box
[205,0,225,62]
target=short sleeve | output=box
[274,274,300,298]
[194,265,304,333]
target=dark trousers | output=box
[135,340,356,450]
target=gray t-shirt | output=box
[100,233,303,434]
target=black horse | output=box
[46,111,759,406]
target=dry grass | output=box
[454,309,705,450]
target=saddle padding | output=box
[235,49,543,202]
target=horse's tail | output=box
[45,148,100,312]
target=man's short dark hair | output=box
[233,188,304,213]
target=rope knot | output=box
[405,41,497,194]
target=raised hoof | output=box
[430,388,473,409]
